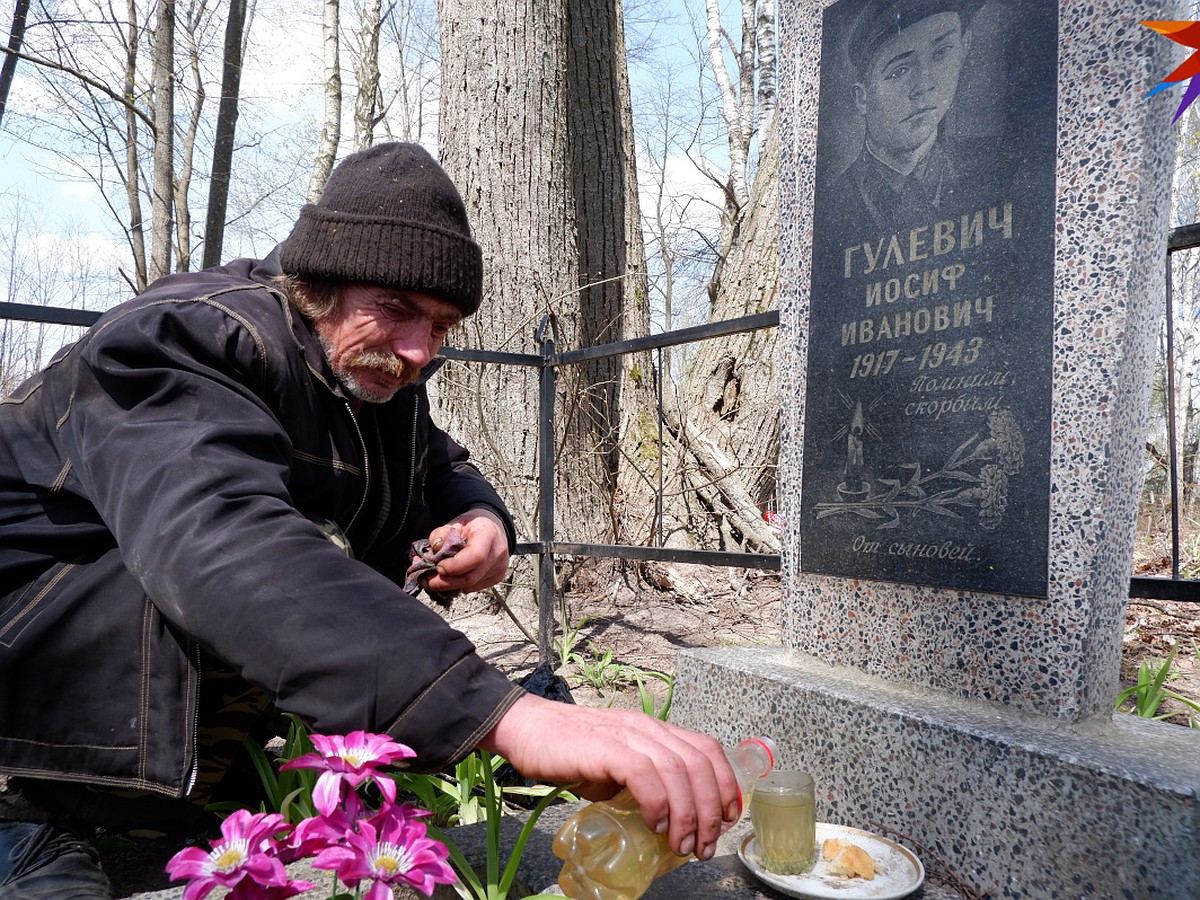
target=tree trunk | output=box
[661,397,780,553]
[308,0,341,201]
[202,0,247,269]
[123,0,148,291]
[0,0,31,128]
[671,116,780,552]
[564,0,654,544]
[437,0,648,553]
[352,0,382,150]
[437,0,574,548]
[148,0,175,283]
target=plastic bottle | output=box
[552,737,776,900]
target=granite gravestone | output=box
[800,0,1059,596]
[672,0,1199,896]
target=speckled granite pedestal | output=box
[673,647,1200,899]
[671,1,1198,898]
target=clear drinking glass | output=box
[749,769,817,875]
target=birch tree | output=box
[148,0,175,281]
[703,0,754,218]
[307,0,342,200]
[351,0,382,149]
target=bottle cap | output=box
[729,736,777,820]
[737,736,777,770]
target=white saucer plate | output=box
[738,822,924,900]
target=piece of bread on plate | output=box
[821,837,846,859]
[822,839,875,880]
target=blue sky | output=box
[0,0,736,311]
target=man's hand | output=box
[479,694,740,861]
[422,509,509,594]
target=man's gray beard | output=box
[318,334,419,404]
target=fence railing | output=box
[1,277,1195,634]
[1134,224,1200,602]
[0,302,101,327]
[440,310,781,659]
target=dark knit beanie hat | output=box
[279,142,483,316]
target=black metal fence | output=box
[1,286,1195,621]
[440,310,782,658]
[1137,224,1200,602]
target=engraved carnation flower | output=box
[987,409,1025,475]
[977,464,1009,530]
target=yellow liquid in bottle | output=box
[553,737,776,899]
[553,789,690,900]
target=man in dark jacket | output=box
[0,143,739,897]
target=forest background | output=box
[1,0,1199,729]
[0,0,784,618]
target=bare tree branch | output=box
[0,0,31,127]
[0,44,154,130]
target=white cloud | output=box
[638,149,724,237]
[239,3,326,111]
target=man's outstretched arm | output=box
[478,693,740,861]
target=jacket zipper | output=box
[358,393,420,559]
[393,394,420,538]
[343,398,370,537]
[184,641,202,795]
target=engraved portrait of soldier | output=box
[829,0,992,238]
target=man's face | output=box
[853,12,970,163]
[315,283,462,404]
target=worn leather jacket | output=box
[0,253,523,798]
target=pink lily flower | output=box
[311,805,456,899]
[165,809,312,900]
[282,802,360,864]
[281,731,417,816]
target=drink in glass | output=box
[749,770,816,875]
